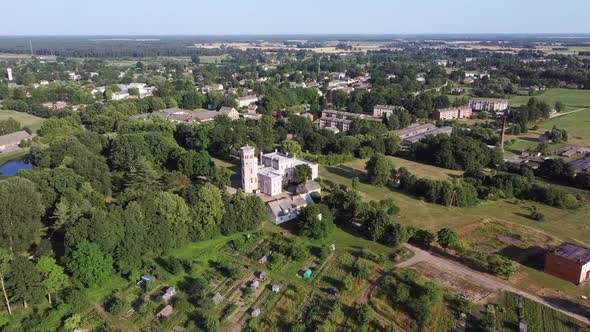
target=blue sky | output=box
[2,0,589,35]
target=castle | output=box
[239,146,319,197]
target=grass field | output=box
[343,157,464,181]
[320,163,590,247]
[508,88,590,111]
[0,109,45,132]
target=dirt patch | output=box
[497,234,523,246]
[412,262,495,303]
[476,245,499,254]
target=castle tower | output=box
[240,146,258,193]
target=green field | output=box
[320,162,590,247]
[0,109,46,132]
[344,157,464,181]
[508,88,590,111]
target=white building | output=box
[373,105,405,118]
[6,68,13,81]
[111,91,130,101]
[240,147,319,196]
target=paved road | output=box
[397,244,590,325]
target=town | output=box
[1,4,590,332]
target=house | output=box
[213,292,223,305]
[218,106,240,120]
[236,95,259,108]
[240,146,319,197]
[432,107,473,120]
[468,99,508,112]
[111,91,129,101]
[570,156,590,172]
[42,101,67,110]
[251,308,261,318]
[162,286,176,302]
[251,280,260,289]
[267,195,308,224]
[0,131,33,153]
[545,243,590,285]
[434,59,449,66]
[156,305,173,320]
[202,83,224,93]
[259,271,266,281]
[296,180,321,196]
[373,105,405,118]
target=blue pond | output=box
[0,159,32,176]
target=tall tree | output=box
[365,154,395,186]
[65,241,113,287]
[0,177,44,253]
[6,256,43,309]
[0,248,12,315]
[35,256,68,304]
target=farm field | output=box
[0,109,46,132]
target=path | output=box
[549,107,587,119]
[397,244,590,325]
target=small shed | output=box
[259,271,267,281]
[272,284,280,293]
[258,255,268,264]
[251,308,261,317]
[213,292,223,305]
[156,305,173,320]
[162,286,176,302]
[251,280,260,289]
[303,269,312,280]
[329,244,336,252]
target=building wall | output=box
[579,262,590,284]
[240,147,258,193]
[258,173,282,196]
[545,253,583,284]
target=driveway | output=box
[397,244,590,325]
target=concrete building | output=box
[111,91,129,101]
[260,150,319,187]
[373,105,405,118]
[402,126,453,148]
[394,123,437,140]
[236,95,259,108]
[6,68,12,81]
[319,110,365,132]
[545,243,590,285]
[0,131,32,153]
[432,107,473,120]
[469,99,508,112]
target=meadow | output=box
[0,109,46,132]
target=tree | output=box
[187,183,224,240]
[437,228,459,250]
[365,153,395,186]
[297,204,334,240]
[0,177,44,253]
[281,139,303,156]
[0,248,12,315]
[555,101,565,113]
[35,256,68,304]
[293,164,313,184]
[355,303,374,326]
[6,256,43,309]
[65,241,113,287]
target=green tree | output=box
[7,256,43,309]
[292,164,313,184]
[188,183,224,240]
[281,139,303,156]
[35,256,68,304]
[297,204,334,240]
[355,303,374,326]
[65,241,113,287]
[0,248,12,315]
[437,227,459,250]
[0,177,44,253]
[365,153,395,186]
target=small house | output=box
[258,255,268,264]
[259,272,267,281]
[272,284,280,293]
[162,286,176,302]
[213,292,223,305]
[156,305,173,320]
[251,280,260,289]
[251,308,261,317]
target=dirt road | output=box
[397,244,590,325]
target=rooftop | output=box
[0,130,32,146]
[550,243,590,264]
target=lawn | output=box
[343,157,464,181]
[508,88,590,111]
[320,164,590,247]
[0,109,46,132]
[0,148,28,165]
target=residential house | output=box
[267,195,308,225]
[468,99,508,112]
[373,104,405,118]
[432,107,473,120]
[218,106,240,120]
[236,95,259,108]
[111,91,129,101]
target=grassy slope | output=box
[508,88,590,110]
[0,110,45,132]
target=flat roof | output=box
[550,243,590,264]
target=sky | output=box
[2,0,589,35]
